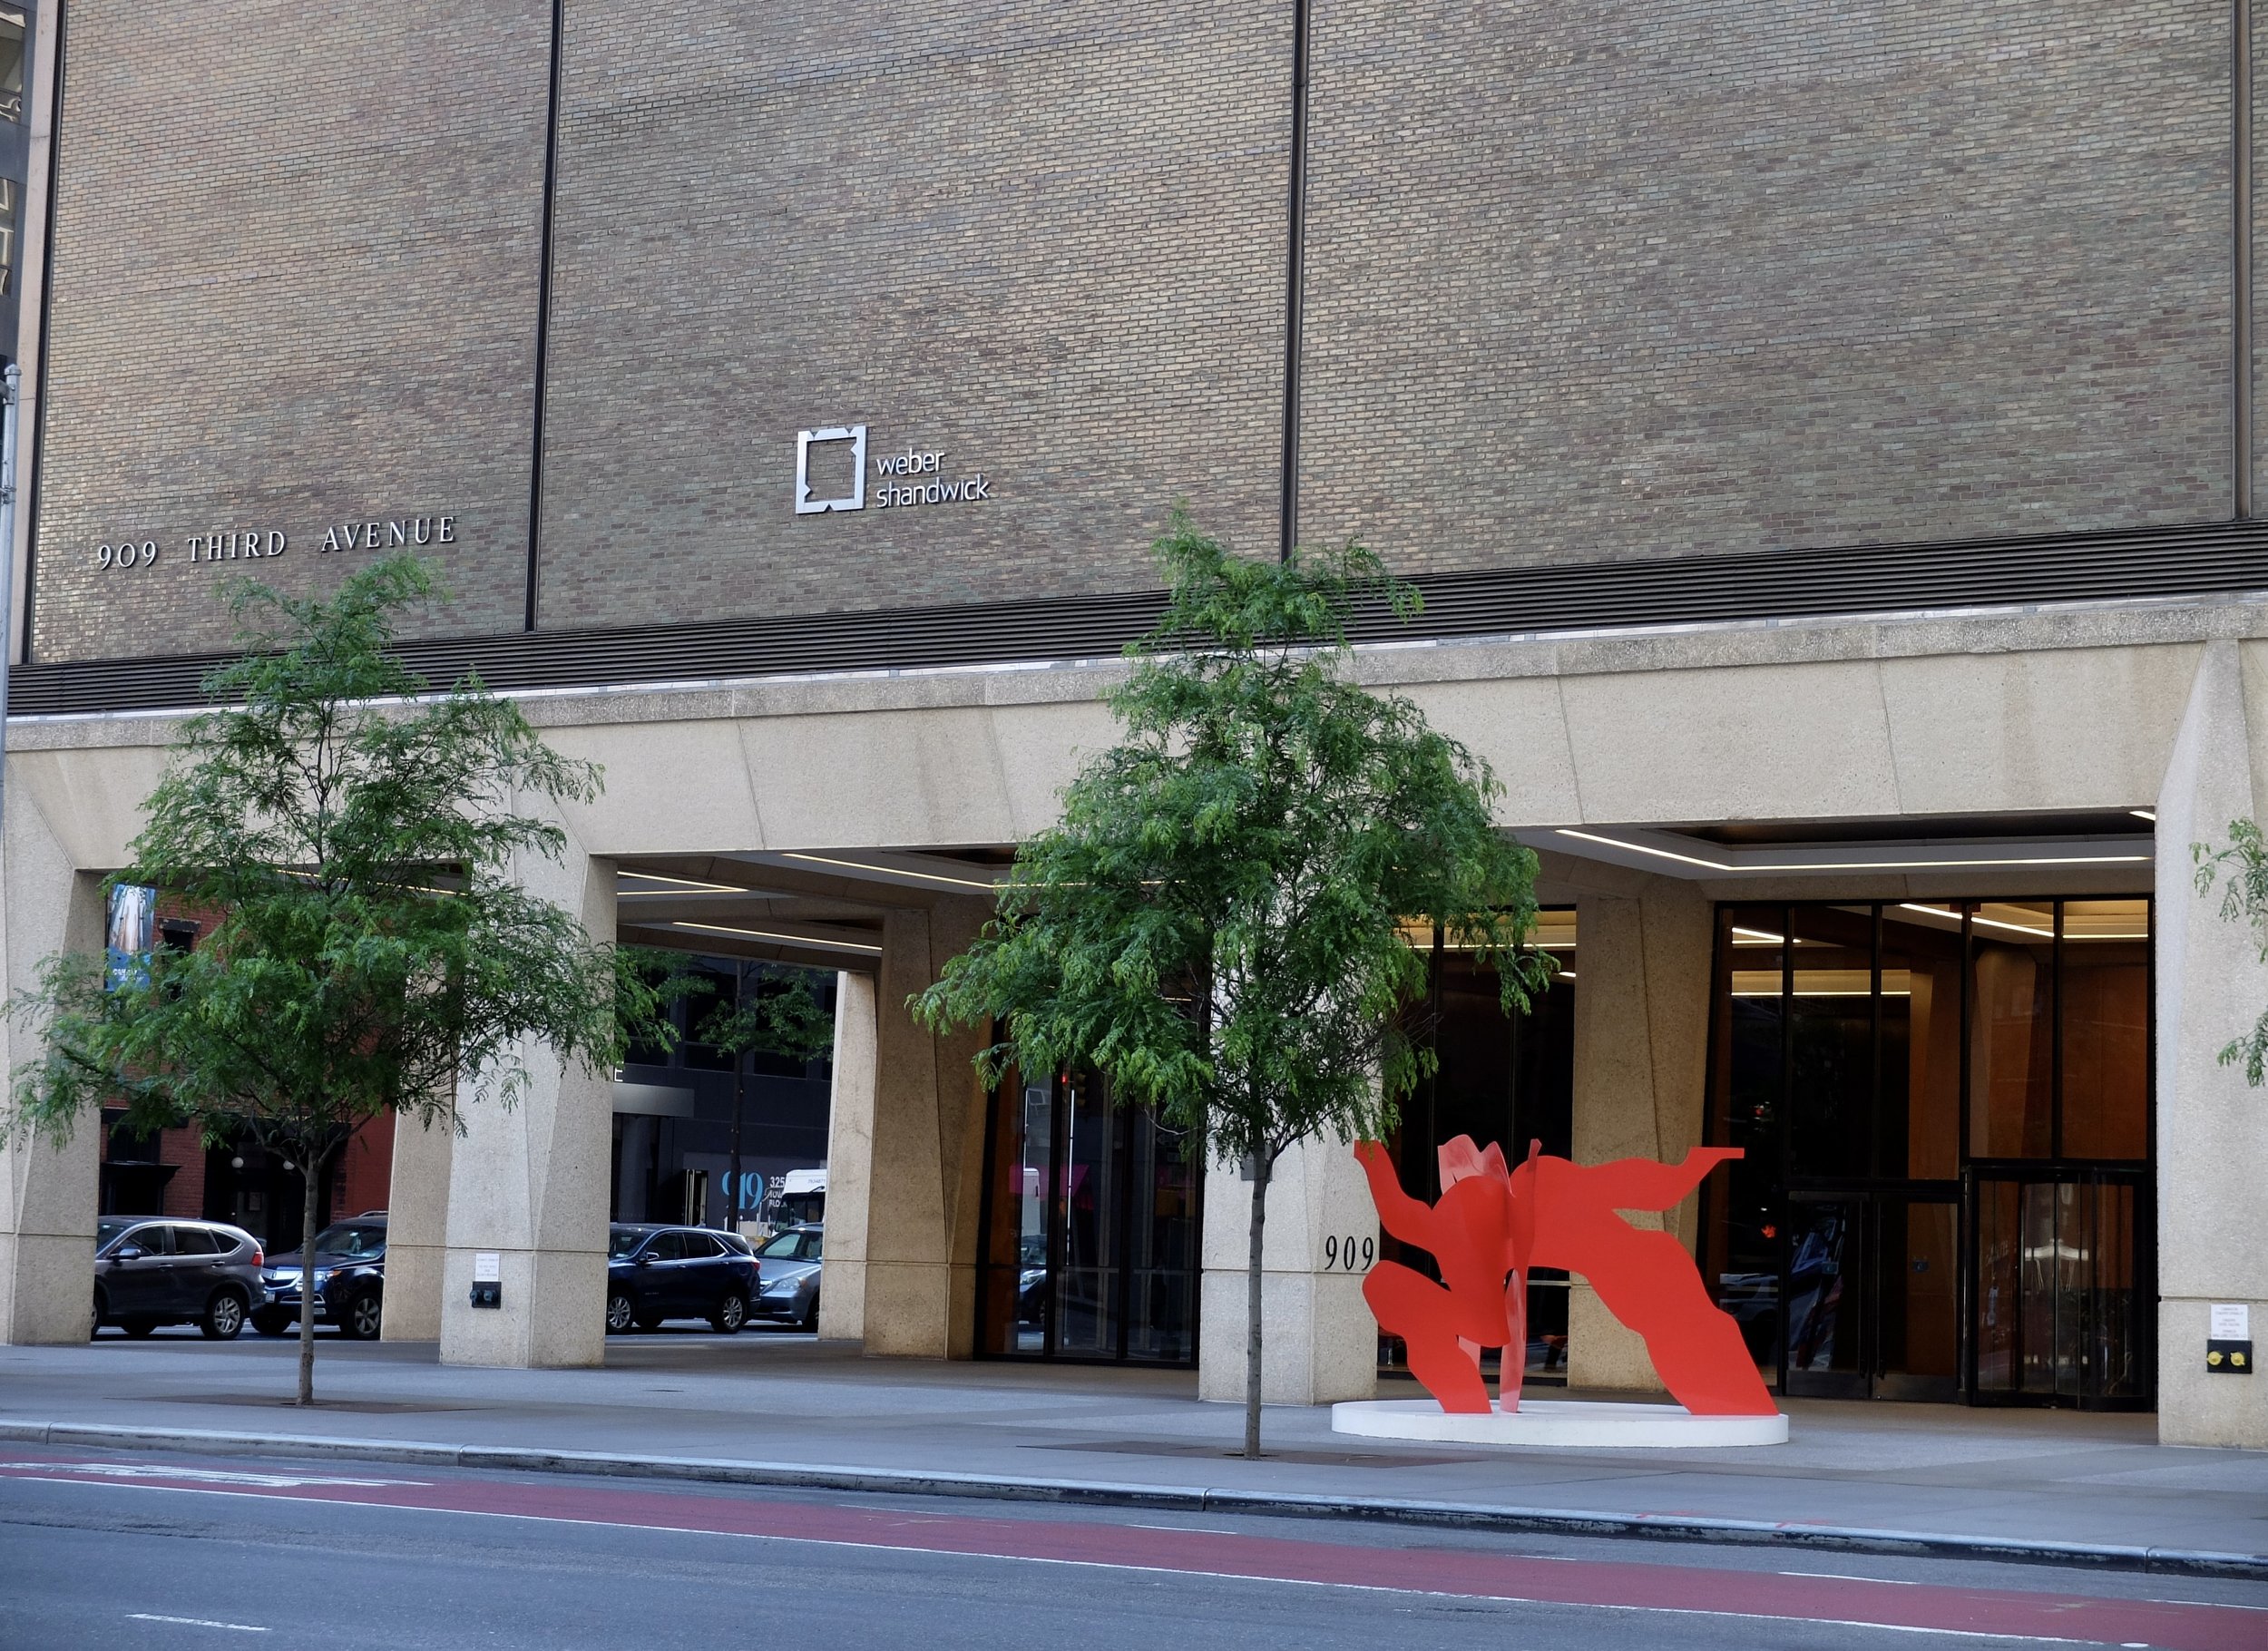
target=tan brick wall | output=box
[23,1,2250,661]
[532,4,1291,629]
[30,0,551,663]
[1295,0,2235,571]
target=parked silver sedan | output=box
[750,1225,821,1332]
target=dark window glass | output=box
[1785,1199,1860,1378]
[798,1232,824,1262]
[126,1224,172,1255]
[644,1231,685,1262]
[0,9,24,124]
[1786,905,1873,1177]
[1878,904,1964,1179]
[608,1227,645,1260]
[2059,899,2149,1160]
[1053,1074,1118,1357]
[679,1231,720,1259]
[978,1069,1195,1364]
[171,1226,220,1255]
[96,1219,132,1251]
[1706,904,1786,1382]
[1970,902,2056,1158]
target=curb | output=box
[3,1418,2262,1581]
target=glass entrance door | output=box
[1971,1169,2149,1406]
[975,1070,1200,1364]
[1784,1192,1960,1402]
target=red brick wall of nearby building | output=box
[336,1111,395,1218]
[156,1127,204,1218]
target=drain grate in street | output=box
[1023,1439,1482,1469]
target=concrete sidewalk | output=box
[4,1333,2263,1576]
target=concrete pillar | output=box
[1566,881,1714,1393]
[816,969,876,1344]
[2154,640,2268,1448]
[380,1109,453,1341]
[819,898,989,1358]
[0,783,102,1344]
[1198,1138,1379,1405]
[438,832,614,1368]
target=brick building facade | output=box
[5,2,2266,1449]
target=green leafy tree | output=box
[689,964,835,1230]
[914,516,1549,1456]
[2195,819,2268,1082]
[5,557,665,1404]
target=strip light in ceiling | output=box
[1554,828,2148,874]
[668,921,882,956]
[777,851,1002,891]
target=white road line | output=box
[1127,1523,1240,1534]
[1784,1571,1924,1586]
[0,1461,425,1489]
[126,1614,269,1633]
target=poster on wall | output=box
[103,883,156,991]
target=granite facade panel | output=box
[1295,1,2236,571]
[532,4,1292,629]
[29,0,550,663]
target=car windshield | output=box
[311,1224,385,1257]
[608,1227,648,1260]
[95,1218,132,1251]
[757,1231,805,1259]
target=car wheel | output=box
[799,1294,819,1334]
[91,1289,105,1340]
[250,1309,291,1337]
[200,1290,247,1341]
[605,1288,636,1334]
[121,1318,159,1339]
[711,1292,747,1335]
[341,1289,384,1341]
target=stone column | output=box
[380,1109,453,1341]
[2154,640,2268,1448]
[1198,1138,1379,1405]
[819,898,989,1358]
[0,781,102,1344]
[816,969,876,1344]
[1566,881,1714,1393]
[438,831,614,1369]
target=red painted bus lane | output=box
[2,1454,2259,1649]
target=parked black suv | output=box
[254,1214,387,1339]
[605,1224,758,1334]
[93,1217,265,1339]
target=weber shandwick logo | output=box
[794,424,992,515]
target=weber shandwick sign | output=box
[795,424,992,515]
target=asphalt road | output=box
[1,1449,2263,1650]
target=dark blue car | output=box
[605,1224,758,1334]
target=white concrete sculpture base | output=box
[1332,1398,1789,1448]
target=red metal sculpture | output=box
[1354,1136,1776,1417]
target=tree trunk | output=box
[1243,1152,1271,1459]
[296,1154,320,1407]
